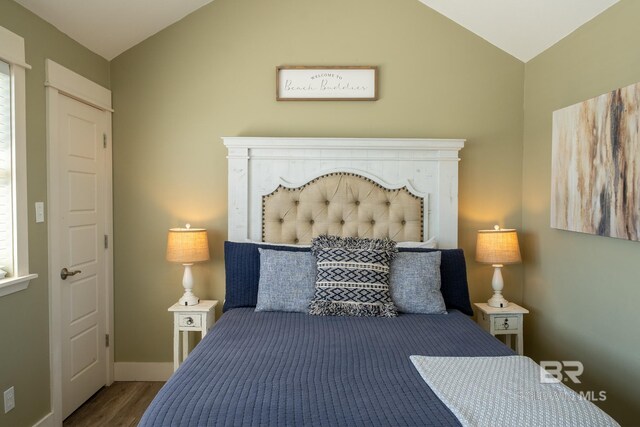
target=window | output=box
[0,25,36,297]
[0,60,14,277]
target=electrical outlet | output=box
[4,386,15,413]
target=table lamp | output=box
[476,225,521,308]
[166,224,210,306]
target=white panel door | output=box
[56,94,108,419]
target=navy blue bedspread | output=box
[140,309,513,426]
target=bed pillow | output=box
[309,235,398,317]
[255,249,316,313]
[223,241,473,315]
[223,241,309,312]
[396,237,438,249]
[245,239,311,248]
[398,247,473,316]
[390,251,446,314]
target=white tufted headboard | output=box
[222,137,465,248]
[262,172,424,244]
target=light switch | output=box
[35,202,45,223]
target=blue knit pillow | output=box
[390,251,447,314]
[255,249,316,313]
[223,241,308,312]
[309,235,398,317]
[398,247,473,316]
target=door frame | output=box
[45,59,114,425]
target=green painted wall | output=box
[0,1,110,425]
[3,0,637,424]
[522,1,640,424]
[110,0,524,362]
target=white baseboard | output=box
[33,412,54,427]
[30,365,170,427]
[114,362,173,381]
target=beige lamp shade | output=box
[476,226,521,265]
[166,226,210,263]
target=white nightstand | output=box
[168,300,218,371]
[474,302,529,355]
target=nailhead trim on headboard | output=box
[261,172,424,244]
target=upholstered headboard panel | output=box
[262,173,423,244]
[223,137,465,248]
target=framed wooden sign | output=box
[276,66,378,101]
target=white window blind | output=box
[0,25,36,297]
[0,60,12,277]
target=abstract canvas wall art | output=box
[551,82,640,241]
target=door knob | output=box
[60,268,82,280]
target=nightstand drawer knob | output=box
[178,314,202,328]
[492,316,519,331]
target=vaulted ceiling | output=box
[418,0,620,62]
[13,0,214,60]
[13,0,619,62]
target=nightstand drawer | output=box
[493,316,519,331]
[178,313,202,328]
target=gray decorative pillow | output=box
[255,249,316,313]
[390,251,447,314]
[309,235,398,317]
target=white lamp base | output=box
[487,264,510,308]
[179,263,200,306]
[179,292,200,306]
[487,293,510,308]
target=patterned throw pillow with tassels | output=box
[309,235,398,317]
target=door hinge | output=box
[103,133,107,148]
[105,334,110,347]
[104,235,108,249]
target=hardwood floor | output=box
[63,381,164,427]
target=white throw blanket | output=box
[410,356,619,427]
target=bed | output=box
[141,137,617,426]
[141,309,512,426]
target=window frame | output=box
[0,25,37,297]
